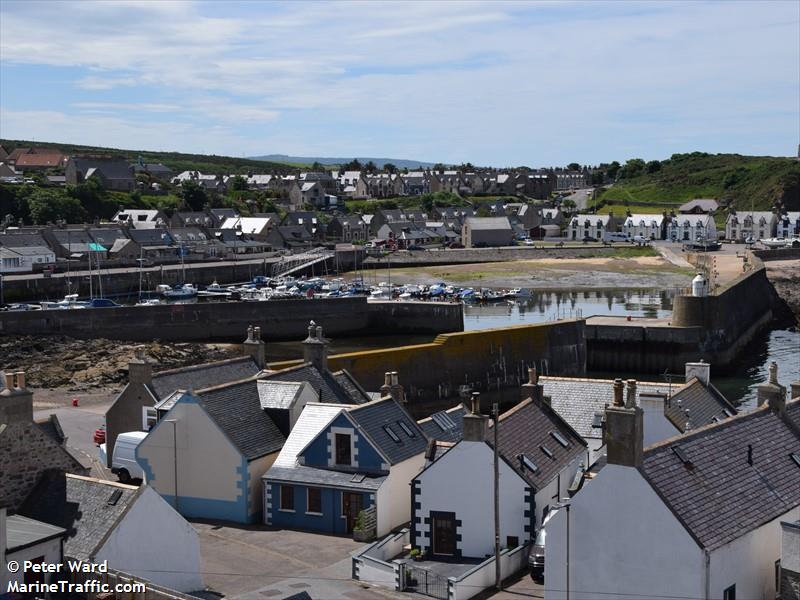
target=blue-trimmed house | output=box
[136,378,317,523]
[264,397,428,537]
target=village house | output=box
[411,376,586,560]
[103,330,266,471]
[544,365,800,600]
[5,147,31,166]
[0,230,56,273]
[15,150,66,172]
[780,520,800,599]
[337,171,369,199]
[221,214,278,240]
[170,210,216,229]
[725,210,777,241]
[666,213,718,242]
[132,161,172,180]
[66,157,136,192]
[45,227,108,260]
[462,216,514,247]
[567,213,619,241]
[263,394,428,537]
[622,213,666,240]
[778,212,800,238]
[400,171,430,196]
[0,507,67,592]
[555,171,591,191]
[328,214,368,242]
[20,473,203,592]
[110,208,167,229]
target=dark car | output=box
[448,242,465,249]
[407,245,427,251]
[529,509,557,582]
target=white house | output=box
[622,213,664,240]
[0,508,66,592]
[411,375,587,559]
[545,378,800,600]
[0,246,55,273]
[666,213,717,242]
[567,213,618,241]
[725,211,777,241]
[777,212,800,238]
[21,474,204,593]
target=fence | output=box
[448,543,530,600]
[351,528,409,590]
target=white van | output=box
[602,232,630,243]
[98,431,148,483]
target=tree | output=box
[567,162,581,171]
[646,160,662,174]
[476,205,491,217]
[606,161,621,181]
[619,158,646,179]
[364,161,377,174]
[311,161,326,171]
[67,178,108,218]
[342,159,362,171]
[28,189,87,224]
[383,163,397,174]
[432,163,447,172]
[179,179,208,211]
[561,198,577,213]
[231,175,248,191]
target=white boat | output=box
[509,288,532,298]
[761,238,789,248]
[162,284,198,299]
[198,281,233,297]
[135,298,163,307]
[40,294,88,310]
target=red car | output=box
[93,426,106,445]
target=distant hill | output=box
[250,154,436,169]
[598,153,800,211]
[0,139,296,175]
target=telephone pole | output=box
[493,401,501,591]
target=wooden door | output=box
[342,492,363,533]
[432,513,457,556]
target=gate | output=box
[404,565,449,600]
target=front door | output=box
[432,512,457,556]
[342,492,363,533]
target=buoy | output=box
[72,398,79,407]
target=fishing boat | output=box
[88,298,120,308]
[40,294,88,310]
[198,281,233,297]
[162,283,198,299]
[761,237,789,248]
[509,288,532,298]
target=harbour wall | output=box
[0,298,463,342]
[271,319,586,405]
[587,259,776,373]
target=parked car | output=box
[98,430,148,483]
[529,509,558,582]
[581,236,597,243]
[93,425,106,445]
[448,242,465,249]
[524,239,536,246]
[407,245,427,251]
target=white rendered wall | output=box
[137,403,240,504]
[545,465,703,600]
[376,453,424,536]
[415,441,528,558]
[96,486,203,592]
[247,453,277,519]
[783,521,800,573]
[3,539,63,588]
[533,453,584,529]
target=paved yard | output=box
[195,522,408,599]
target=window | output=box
[550,431,570,448]
[540,445,555,459]
[397,421,416,438]
[723,585,735,600]
[307,487,321,514]
[383,424,401,443]
[280,485,294,511]
[335,433,352,466]
[506,536,519,549]
[142,406,157,430]
[775,560,781,594]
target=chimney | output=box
[389,371,405,404]
[521,366,538,400]
[604,402,644,468]
[462,392,487,442]
[685,361,711,386]
[612,378,624,407]
[128,348,153,385]
[757,362,786,415]
[0,370,34,424]
[302,320,329,372]
[242,325,267,369]
[625,379,637,408]
[380,372,392,397]
[791,381,800,400]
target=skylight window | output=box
[791,453,800,469]
[671,445,692,466]
[550,431,570,448]
[723,408,735,418]
[432,412,456,431]
[383,424,401,443]
[351,473,366,483]
[397,421,416,438]
[107,490,123,506]
[521,455,539,473]
[540,445,555,459]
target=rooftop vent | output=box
[671,445,692,467]
[107,489,123,506]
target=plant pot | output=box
[353,529,372,542]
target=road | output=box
[35,400,112,480]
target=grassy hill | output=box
[250,154,435,169]
[594,153,800,212]
[0,139,297,175]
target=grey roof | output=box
[195,378,286,460]
[6,514,66,553]
[641,400,800,550]
[20,473,140,561]
[151,356,260,400]
[265,465,385,490]
[0,232,50,248]
[35,414,67,446]
[418,405,467,443]
[88,228,128,247]
[348,398,428,465]
[663,378,738,432]
[127,228,174,246]
[154,390,183,413]
[70,158,134,182]
[264,363,370,405]
[679,199,719,212]
[257,380,304,410]
[492,398,587,490]
[1,245,53,256]
[465,216,512,231]
[541,377,674,440]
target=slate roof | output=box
[540,376,674,441]
[641,400,800,550]
[348,398,428,465]
[195,379,286,460]
[71,158,134,182]
[679,199,719,213]
[263,363,370,404]
[0,232,50,248]
[418,405,467,443]
[151,356,260,400]
[257,380,304,410]
[6,514,66,553]
[491,398,587,490]
[127,228,174,246]
[20,473,141,561]
[265,403,386,491]
[663,378,737,432]
[465,216,512,231]
[88,228,128,247]
[35,414,67,445]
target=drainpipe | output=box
[703,548,710,600]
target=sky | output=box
[0,0,798,167]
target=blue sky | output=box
[1,0,797,167]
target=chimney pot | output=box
[529,366,538,385]
[613,379,624,406]
[626,379,637,408]
[15,371,26,390]
[3,372,13,391]
[471,392,481,415]
[769,361,778,385]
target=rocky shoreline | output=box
[764,259,800,326]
